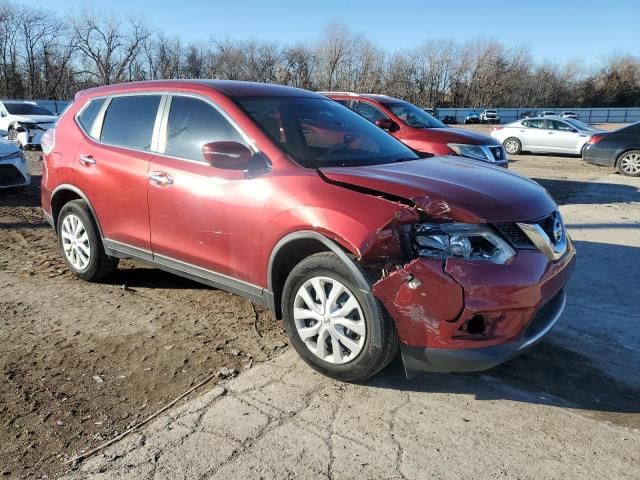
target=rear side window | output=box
[164,96,246,162]
[77,98,105,135]
[100,95,161,150]
[523,119,544,129]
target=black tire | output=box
[616,150,640,177]
[56,200,118,281]
[503,137,522,155]
[281,251,399,382]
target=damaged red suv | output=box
[41,81,575,381]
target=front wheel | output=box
[504,137,522,155]
[281,252,398,382]
[617,150,640,177]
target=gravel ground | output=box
[1,122,638,478]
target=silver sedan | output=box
[491,117,601,155]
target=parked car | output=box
[442,115,457,125]
[491,117,601,155]
[561,111,579,119]
[583,121,640,176]
[42,80,575,381]
[423,108,437,117]
[539,111,557,117]
[520,111,537,119]
[480,109,500,124]
[464,111,481,124]
[0,100,58,149]
[323,93,507,166]
[0,137,30,189]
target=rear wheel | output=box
[617,150,640,177]
[57,200,118,281]
[282,252,398,382]
[504,137,522,155]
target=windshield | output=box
[564,118,592,131]
[236,97,419,168]
[4,102,54,116]
[618,122,640,134]
[384,101,446,128]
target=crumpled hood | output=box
[10,114,57,125]
[319,156,556,223]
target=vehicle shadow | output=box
[369,342,638,426]
[532,177,640,205]
[105,265,212,291]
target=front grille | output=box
[488,146,505,162]
[494,212,557,249]
[0,164,26,186]
[523,289,565,339]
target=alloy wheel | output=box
[61,213,91,270]
[620,152,640,175]
[505,140,519,154]
[293,276,366,364]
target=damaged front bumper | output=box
[401,289,566,374]
[372,239,576,375]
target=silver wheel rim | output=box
[61,213,91,271]
[293,276,366,364]
[505,140,519,154]
[620,153,640,174]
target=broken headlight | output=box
[414,223,515,264]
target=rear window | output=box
[77,98,105,135]
[4,102,54,116]
[100,95,161,150]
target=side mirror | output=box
[375,118,399,132]
[202,141,252,170]
[0,111,6,117]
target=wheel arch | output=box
[51,184,103,237]
[267,231,378,326]
[615,148,640,166]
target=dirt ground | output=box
[0,123,633,478]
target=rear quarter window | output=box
[77,98,105,135]
[100,95,161,150]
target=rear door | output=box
[519,119,546,150]
[73,94,162,252]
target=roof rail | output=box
[316,91,359,96]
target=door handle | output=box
[79,154,96,166]
[149,171,174,187]
[547,132,554,134]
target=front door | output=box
[147,94,265,281]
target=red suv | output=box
[323,92,508,166]
[41,81,575,381]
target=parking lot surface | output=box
[2,125,639,478]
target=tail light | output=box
[587,134,604,145]
[41,128,55,154]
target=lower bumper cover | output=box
[401,289,566,375]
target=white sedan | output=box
[491,117,601,155]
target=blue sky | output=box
[34,0,638,63]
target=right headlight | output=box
[447,143,491,162]
[414,223,515,264]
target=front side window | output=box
[237,96,418,168]
[548,120,574,131]
[352,101,388,123]
[165,96,247,161]
[100,95,161,150]
[77,98,105,135]
[384,101,446,128]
